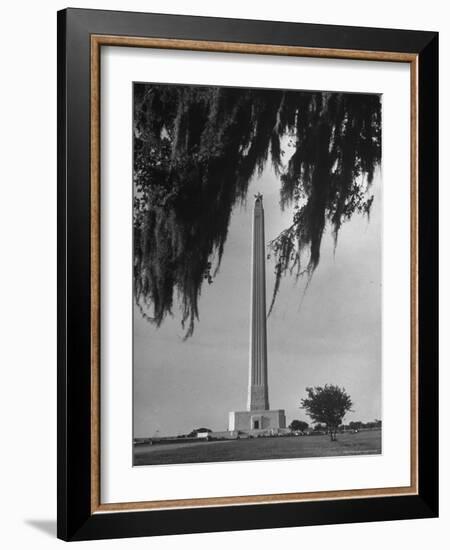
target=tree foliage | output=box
[300,384,353,441]
[288,420,309,432]
[133,84,381,337]
[348,421,363,431]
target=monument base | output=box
[228,409,286,434]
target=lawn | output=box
[133,430,381,466]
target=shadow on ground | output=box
[25,519,56,538]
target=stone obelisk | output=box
[228,193,286,434]
[247,193,270,411]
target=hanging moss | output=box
[133,83,381,337]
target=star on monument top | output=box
[254,192,263,202]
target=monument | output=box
[229,194,286,434]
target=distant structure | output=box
[229,194,286,434]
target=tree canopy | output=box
[300,384,353,441]
[288,420,309,432]
[133,83,381,337]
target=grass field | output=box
[133,430,381,466]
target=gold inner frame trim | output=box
[90,34,419,514]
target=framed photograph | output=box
[57,8,438,541]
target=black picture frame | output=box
[57,7,438,541]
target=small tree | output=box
[349,421,363,431]
[313,423,326,433]
[289,420,309,433]
[301,385,353,441]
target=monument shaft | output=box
[228,193,286,433]
[247,195,270,411]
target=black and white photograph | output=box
[132,82,383,466]
[0,0,442,546]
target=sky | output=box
[133,159,382,438]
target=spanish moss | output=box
[133,83,381,337]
